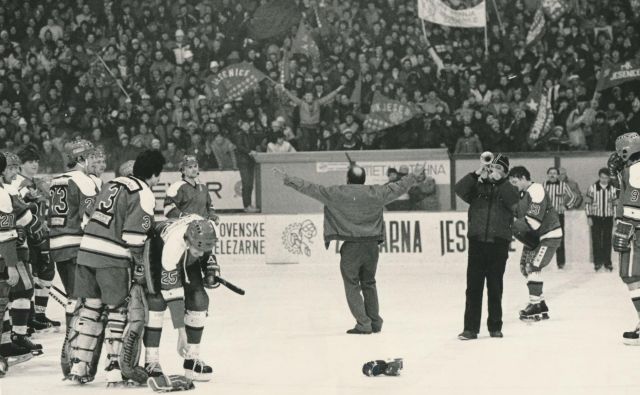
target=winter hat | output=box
[491,153,509,172]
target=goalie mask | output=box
[185,220,217,252]
[615,132,640,162]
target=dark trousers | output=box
[299,126,319,151]
[238,161,255,208]
[464,239,509,333]
[591,216,613,269]
[556,214,566,266]
[339,241,382,332]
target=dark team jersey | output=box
[619,162,640,224]
[0,184,23,270]
[12,174,48,222]
[515,182,562,240]
[78,176,156,269]
[48,171,98,262]
[163,179,215,219]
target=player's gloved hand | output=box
[16,228,26,245]
[7,266,19,287]
[608,152,625,176]
[39,250,51,266]
[203,255,221,289]
[209,214,220,225]
[133,263,146,285]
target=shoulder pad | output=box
[112,176,143,192]
[166,180,186,198]
[528,183,546,204]
[89,174,103,190]
[69,171,98,196]
[0,187,13,213]
[138,182,156,216]
[51,174,72,187]
[3,183,19,196]
[629,164,640,188]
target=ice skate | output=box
[33,314,62,334]
[184,359,213,382]
[105,360,127,387]
[145,362,164,378]
[540,300,550,320]
[519,303,543,322]
[623,323,640,346]
[0,342,34,366]
[11,333,43,356]
[68,361,95,384]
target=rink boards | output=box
[208,211,591,266]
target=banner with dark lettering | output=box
[363,92,422,132]
[213,216,266,263]
[265,212,523,265]
[596,60,640,91]
[207,62,267,104]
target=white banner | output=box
[101,170,252,213]
[418,0,486,28]
[316,160,450,184]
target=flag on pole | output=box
[291,22,321,66]
[525,8,546,47]
[525,77,554,144]
[541,0,570,21]
[207,62,267,104]
[363,92,422,132]
[596,60,640,92]
[417,0,486,28]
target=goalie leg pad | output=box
[614,220,635,252]
[69,299,104,364]
[119,284,149,384]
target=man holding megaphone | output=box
[455,152,520,340]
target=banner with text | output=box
[418,0,486,28]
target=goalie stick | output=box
[216,276,245,295]
[49,284,67,307]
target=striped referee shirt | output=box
[543,181,576,214]
[585,182,618,217]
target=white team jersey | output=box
[159,214,220,272]
[89,174,103,191]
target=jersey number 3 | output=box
[50,186,68,216]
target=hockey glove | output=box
[362,358,403,377]
[203,255,221,289]
[147,374,195,392]
[613,220,635,252]
[608,152,625,179]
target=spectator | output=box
[455,126,483,154]
[162,141,185,171]
[267,132,296,153]
[231,120,258,212]
[38,139,64,174]
[408,175,440,211]
[209,133,237,170]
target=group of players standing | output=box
[0,140,222,391]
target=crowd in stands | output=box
[0,0,639,173]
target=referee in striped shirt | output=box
[585,168,618,271]
[544,167,577,269]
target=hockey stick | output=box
[49,286,67,307]
[216,277,245,295]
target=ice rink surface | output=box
[2,259,639,395]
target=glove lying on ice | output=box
[362,358,403,377]
[148,374,195,392]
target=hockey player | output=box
[1,151,48,354]
[87,148,107,190]
[164,155,219,223]
[0,153,34,370]
[67,150,165,386]
[143,214,218,381]
[48,140,99,333]
[13,147,59,332]
[508,166,563,321]
[608,132,640,345]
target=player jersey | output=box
[163,179,215,219]
[516,182,563,240]
[89,174,103,191]
[77,176,156,269]
[0,184,23,270]
[12,174,47,221]
[48,170,99,262]
[151,214,217,302]
[619,162,640,224]
[2,182,35,259]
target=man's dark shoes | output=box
[347,328,372,335]
[489,331,503,338]
[457,331,477,340]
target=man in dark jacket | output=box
[275,162,426,334]
[231,120,258,212]
[455,153,519,340]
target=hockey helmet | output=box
[64,139,95,163]
[180,155,198,171]
[185,220,217,251]
[118,160,135,177]
[2,151,21,167]
[615,132,640,162]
